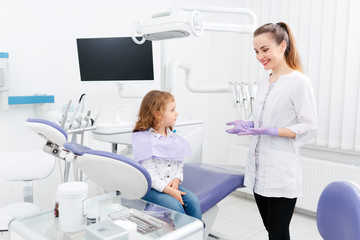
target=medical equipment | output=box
[229,82,255,119]
[26,118,245,237]
[10,193,204,240]
[0,52,9,111]
[132,10,204,44]
[133,7,257,120]
[133,7,256,44]
[60,99,72,128]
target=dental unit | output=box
[25,118,245,238]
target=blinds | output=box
[242,0,360,152]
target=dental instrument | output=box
[83,110,91,128]
[231,83,241,117]
[60,99,72,128]
[67,94,85,130]
[248,83,254,117]
[240,82,249,119]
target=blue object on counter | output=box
[8,95,55,105]
[0,52,9,58]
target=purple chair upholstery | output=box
[182,163,244,213]
[317,181,360,240]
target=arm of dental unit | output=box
[166,59,232,93]
[166,59,255,119]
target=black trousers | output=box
[254,193,297,240]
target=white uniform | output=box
[244,71,317,198]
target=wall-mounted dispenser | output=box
[0,52,9,111]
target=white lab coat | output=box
[244,71,317,198]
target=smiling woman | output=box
[226,22,317,240]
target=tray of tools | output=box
[109,208,167,234]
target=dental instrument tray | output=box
[108,208,167,234]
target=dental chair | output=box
[25,118,245,237]
[0,151,55,236]
[317,181,360,240]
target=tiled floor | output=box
[209,192,323,240]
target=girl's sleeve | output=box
[173,162,184,183]
[140,158,167,192]
[285,78,318,147]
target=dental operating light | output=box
[132,10,204,44]
[132,7,257,44]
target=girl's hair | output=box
[133,90,174,132]
[254,22,303,72]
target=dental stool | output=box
[25,118,245,237]
[0,151,55,235]
[317,181,360,240]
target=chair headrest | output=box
[26,118,67,146]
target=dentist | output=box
[226,22,317,240]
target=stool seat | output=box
[0,202,40,231]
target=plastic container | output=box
[57,181,88,232]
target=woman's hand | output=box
[236,127,278,136]
[163,186,186,205]
[226,120,254,134]
[167,178,181,190]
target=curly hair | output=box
[133,90,174,132]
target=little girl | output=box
[132,90,202,220]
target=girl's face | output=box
[159,100,178,128]
[253,33,286,71]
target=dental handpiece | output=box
[240,83,249,118]
[83,110,91,127]
[79,93,86,114]
[248,83,254,114]
[61,100,72,128]
[232,83,241,115]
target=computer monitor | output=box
[76,37,155,83]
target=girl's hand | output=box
[167,178,180,190]
[164,186,186,205]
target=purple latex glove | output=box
[226,120,254,134]
[236,127,278,136]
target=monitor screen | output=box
[76,37,154,82]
